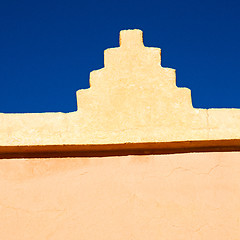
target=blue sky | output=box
[0,0,239,113]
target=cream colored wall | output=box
[0,152,240,240]
[1,29,240,146]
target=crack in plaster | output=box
[165,164,222,178]
[0,201,65,214]
[207,109,209,139]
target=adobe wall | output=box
[0,152,239,240]
[1,29,240,240]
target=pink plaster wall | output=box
[0,152,239,239]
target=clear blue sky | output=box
[0,0,239,113]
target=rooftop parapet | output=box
[0,29,240,149]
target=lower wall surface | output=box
[0,152,240,239]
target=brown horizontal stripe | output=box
[1,139,240,159]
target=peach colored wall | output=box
[0,152,240,239]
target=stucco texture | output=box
[0,152,240,239]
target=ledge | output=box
[1,139,240,159]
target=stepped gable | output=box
[75,29,208,142]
